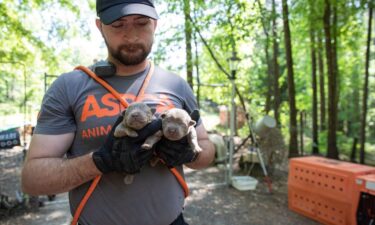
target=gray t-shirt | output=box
[34,62,199,225]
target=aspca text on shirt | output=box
[79,92,175,139]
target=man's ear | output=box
[96,19,103,34]
[153,19,158,30]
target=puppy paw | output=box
[125,130,138,138]
[194,146,203,153]
[150,158,159,167]
[124,175,134,185]
[114,129,126,138]
[141,143,152,149]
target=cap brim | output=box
[99,3,159,25]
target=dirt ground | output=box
[0,163,321,225]
[184,167,320,225]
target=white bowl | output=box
[231,176,258,191]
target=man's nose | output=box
[122,25,138,40]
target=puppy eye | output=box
[179,123,188,129]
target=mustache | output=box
[119,43,145,51]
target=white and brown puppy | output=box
[161,108,201,152]
[149,108,202,166]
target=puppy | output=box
[114,102,153,138]
[150,108,202,166]
[114,102,161,184]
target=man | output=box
[21,0,215,225]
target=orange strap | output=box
[71,61,188,225]
[71,175,101,225]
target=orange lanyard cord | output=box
[71,61,188,225]
[71,175,101,225]
[75,65,130,108]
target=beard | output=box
[105,39,153,66]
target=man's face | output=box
[97,15,157,66]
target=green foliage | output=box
[155,0,374,160]
[0,0,373,160]
[0,0,94,121]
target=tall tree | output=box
[309,21,319,155]
[272,0,281,125]
[332,3,342,132]
[282,0,299,158]
[317,32,326,131]
[323,0,339,159]
[359,4,373,164]
[256,0,273,114]
[300,111,305,155]
[183,0,194,88]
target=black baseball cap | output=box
[96,0,159,25]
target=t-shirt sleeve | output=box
[182,81,202,126]
[34,74,77,135]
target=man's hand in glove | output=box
[155,109,201,167]
[156,137,200,167]
[92,115,162,174]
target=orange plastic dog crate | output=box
[356,174,375,195]
[288,156,375,225]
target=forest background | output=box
[0,0,374,164]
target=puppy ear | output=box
[150,108,156,115]
[189,120,196,127]
[160,111,167,119]
[120,110,127,116]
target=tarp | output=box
[0,127,21,149]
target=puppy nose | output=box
[168,127,176,134]
[131,113,139,118]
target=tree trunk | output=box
[183,0,193,89]
[332,4,342,133]
[351,137,358,163]
[300,111,305,156]
[323,0,339,159]
[317,32,326,131]
[272,0,281,125]
[265,51,273,114]
[310,26,319,155]
[282,0,299,158]
[5,80,10,99]
[193,30,201,108]
[359,5,373,164]
[256,0,273,114]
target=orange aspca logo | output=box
[80,93,175,122]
